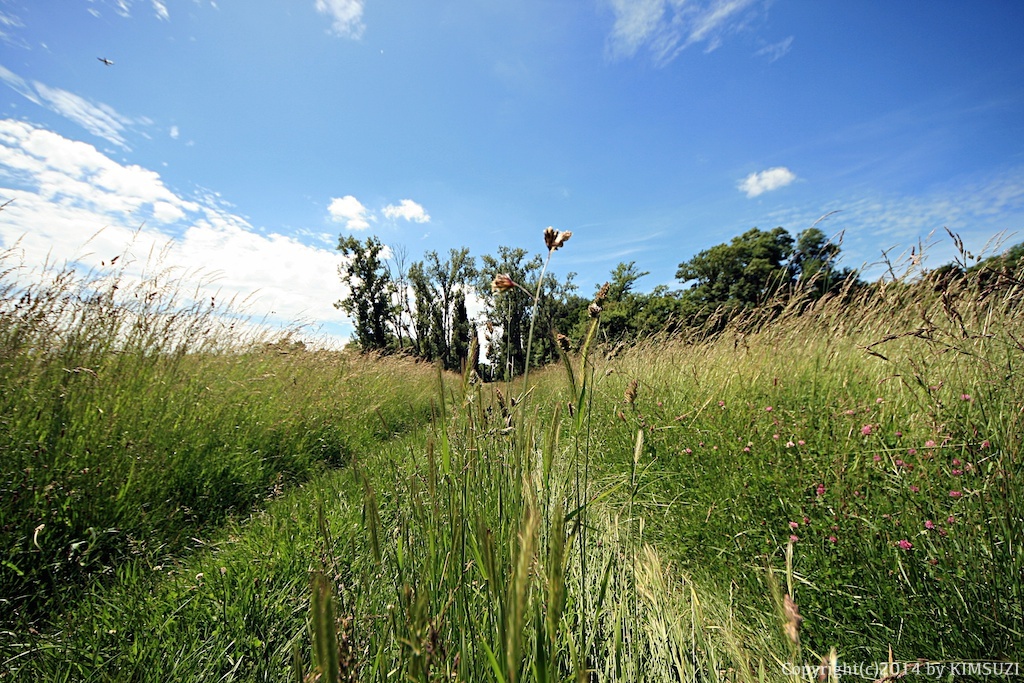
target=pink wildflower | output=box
[873,454,882,462]
[960,394,972,402]
[925,440,937,448]
[947,515,956,524]
[816,484,826,497]
[949,490,962,498]
[828,535,837,544]
[789,535,799,543]
[981,440,991,449]
[895,431,903,437]
[897,539,913,550]
[789,521,799,529]
[876,397,884,404]
[797,439,806,446]
[909,485,920,493]
[952,458,961,466]
[773,433,780,440]
[907,448,917,456]
[786,440,795,448]
[765,406,773,412]
[952,469,962,476]
[861,424,873,436]
[925,520,935,530]
[684,448,692,454]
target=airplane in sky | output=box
[97,57,114,66]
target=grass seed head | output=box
[543,226,572,252]
[491,273,516,294]
[783,593,802,644]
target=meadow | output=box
[0,238,1020,681]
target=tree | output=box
[449,290,472,372]
[400,249,477,370]
[479,246,540,381]
[424,249,476,371]
[335,235,397,352]
[677,227,794,312]
[791,227,853,296]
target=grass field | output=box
[1,242,1021,681]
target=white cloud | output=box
[169,125,180,139]
[0,10,28,49]
[152,0,170,21]
[327,195,373,230]
[739,167,796,198]
[605,0,761,66]
[315,0,365,39]
[0,119,349,344]
[755,35,793,62]
[0,66,146,150]
[383,199,430,223]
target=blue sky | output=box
[1,1,1023,344]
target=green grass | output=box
[2,242,1021,681]
[0,252,438,631]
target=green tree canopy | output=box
[676,227,795,312]
[335,235,397,352]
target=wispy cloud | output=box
[152,0,170,21]
[605,0,761,66]
[755,35,793,62]
[0,119,349,342]
[739,167,796,198]
[315,0,365,39]
[0,10,28,48]
[383,199,430,223]
[756,168,1024,276]
[0,66,147,150]
[327,195,374,230]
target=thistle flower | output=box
[543,226,572,251]
[491,273,516,294]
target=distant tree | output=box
[607,261,649,301]
[386,243,414,351]
[791,227,855,296]
[676,227,795,318]
[479,246,541,381]
[449,290,472,372]
[335,235,398,352]
[407,262,433,358]
[424,249,476,371]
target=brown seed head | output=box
[783,593,802,644]
[544,226,572,252]
[556,333,571,353]
[491,273,516,294]
[624,379,639,405]
[544,226,558,250]
[587,302,602,318]
[595,282,610,303]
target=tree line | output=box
[334,226,1022,380]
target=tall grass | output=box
[597,247,1024,661]
[0,249,437,629]
[4,233,1020,681]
